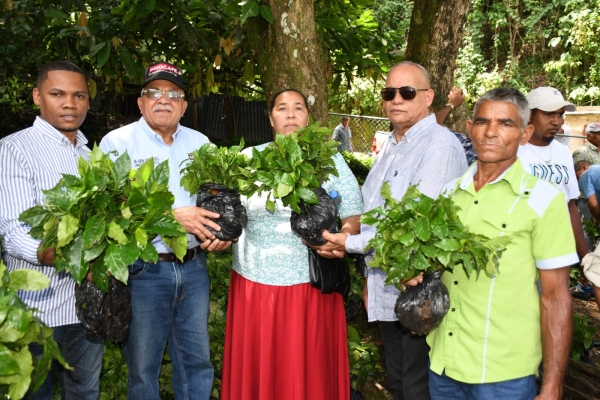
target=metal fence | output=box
[329,113,390,154]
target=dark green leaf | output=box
[19,207,51,229]
[83,241,107,263]
[259,5,274,24]
[414,217,430,242]
[139,244,158,263]
[146,218,185,237]
[83,214,105,249]
[90,257,109,292]
[113,151,131,186]
[63,235,86,283]
[120,240,141,266]
[241,2,260,26]
[97,41,111,69]
[104,243,128,285]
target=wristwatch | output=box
[444,103,455,112]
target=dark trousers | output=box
[379,321,431,400]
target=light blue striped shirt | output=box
[99,117,209,253]
[0,117,90,327]
[345,114,468,322]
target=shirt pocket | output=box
[481,209,531,235]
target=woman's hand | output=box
[305,230,349,258]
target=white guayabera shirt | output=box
[345,114,468,322]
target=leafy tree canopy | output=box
[0,0,403,99]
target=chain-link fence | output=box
[329,113,390,154]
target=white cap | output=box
[586,123,600,133]
[526,87,576,112]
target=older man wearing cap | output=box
[517,86,589,260]
[100,62,229,400]
[573,123,600,165]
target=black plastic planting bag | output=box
[394,270,450,335]
[290,188,338,246]
[196,183,248,241]
[75,277,131,342]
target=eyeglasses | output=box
[380,86,429,101]
[141,89,185,102]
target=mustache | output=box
[152,104,174,112]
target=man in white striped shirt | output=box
[0,61,103,399]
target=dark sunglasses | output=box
[380,86,429,101]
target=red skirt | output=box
[220,270,350,400]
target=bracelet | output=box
[444,103,455,112]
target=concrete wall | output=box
[563,106,600,153]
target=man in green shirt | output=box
[427,88,576,399]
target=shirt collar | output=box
[138,116,182,145]
[586,142,599,152]
[33,116,88,150]
[390,113,436,145]
[457,159,532,196]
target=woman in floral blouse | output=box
[220,89,362,400]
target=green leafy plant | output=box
[180,139,255,195]
[249,122,340,213]
[18,146,187,292]
[341,151,373,185]
[362,182,511,290]
[583,217,600,243]
[347,325,381,390]
[0,242,69,399]
[572,313,597,361]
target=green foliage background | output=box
[456,0,600,106]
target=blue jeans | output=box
[29,323,103,400]
[125,253,213,400]
[429,368,536,400]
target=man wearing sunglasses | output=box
[319,61,468,399]
[100,62,230,400]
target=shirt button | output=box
[474,200,478,204]
[448,332,453,337]
[502,224,507,228]
[454,281,458,285]
[451,308,456,312]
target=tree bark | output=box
[246,0,329,126]
[404,0,471,134]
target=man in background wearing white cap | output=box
[573,123,600,165]
[517,87,589,260]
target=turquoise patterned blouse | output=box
[232,148,363,286]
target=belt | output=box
[157,246,201,263]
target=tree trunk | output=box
[246,0,329,126]
[404,0,471,134]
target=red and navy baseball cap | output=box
[142,62,184,90]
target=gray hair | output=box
[391,61,431,87]
[473,87,530,130]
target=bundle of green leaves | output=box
[363,182,511,290]
[19,146,187,292]
[248,122,340,213]
[180,139,255,195]
[0,242,69,399]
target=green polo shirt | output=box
[427,159,577,384]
